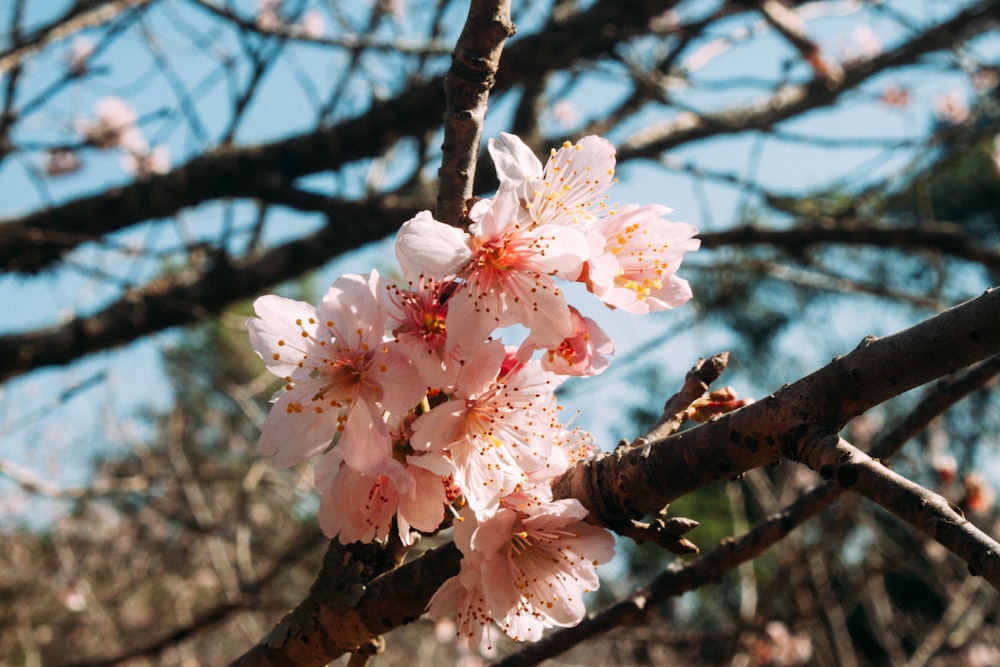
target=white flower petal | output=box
[247,294,325,378]
[489,132,543,182]
[395,211,473,280]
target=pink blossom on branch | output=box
[44,148,82,177]
[315,448,447,545]
[429,500,615,649]
[77,97,138,149]
[488,131,699,315]
[488,132,617,229]
[247,271,425,473]
[396,187,589,353]
[409,341,565,519]
[121,144,171,178]
[381,275,463,390]
[246,130,701,646]
[519,305,614,377]
[585,203,700,313]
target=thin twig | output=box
[637,351,730,443]
[756,0,843,85]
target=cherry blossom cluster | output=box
[46,94,171,179]
[247,132,699,648]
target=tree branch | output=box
[229,542,461,666]
[4,202,998,384]
[553,286,1000,526]
[0,199,415,383]
[638,351,730,443]
[493,353,1000,666]
[699,220,1000,272]
[436,0,513,226]
[616,0,1000,159]
[7,0,995,276]
[793,432,1000,589]
[0,0,153,76]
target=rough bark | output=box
[436,0,513,226]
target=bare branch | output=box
[756,0,843,85]
[436,0,513,226]
[0,199,415,383]
[793,433,1000,590]
[0,0,676,275]
[699,220,1000,272]
[617,0,1000,158]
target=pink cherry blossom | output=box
[299,9,325,38]
[505,426,600,514]
[488,132,617,229]
[585,203,700,313]
[429,500,615,648]
[879,84,911,108]
[65,37,94,75]
[244,130,699,649]
[428,560,497,651]
[519,306,614,377]
[409,341,564,518]
[395,210,472,281]
[934,89,970,125]
[44,148,82,177]
[315,449,447,545]
[396,189,588,352]
[455,185,589,350]
[247,271,425,473]
[79,97,138,149]
[382,275,463,390]
[256,0,281,30]
[122,144,170,177]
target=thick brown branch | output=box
[436,0,513,226]
[230,307,1000,666]
[229,542,461,666]
[553,287,1000,525]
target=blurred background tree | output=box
[1,1,999,665]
